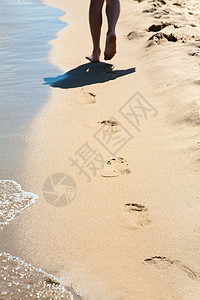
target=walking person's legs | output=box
[86,0,120,62]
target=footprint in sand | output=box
[124,203,150,227]
[188,50,200,57]
[82,89,96,104]
[101,157,131,177]
[144,256,200,281]
[194,80,200,86]
[126,30,145,40]
[147,32,178,47]
[173,2,182,7]
[148,22,179,32]
[97,120,120,144]
[143,0,166,13]
[98,120,119,127]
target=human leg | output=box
[86,0,105,62]
[104,0,120,60]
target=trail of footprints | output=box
[97,120,150,226]
[144,256,200,281]
[82,97,199,281]
[82,0,200,284]
[127,0,200,52]
[96,119,200,281]
[129,0,200,283]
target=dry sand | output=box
[1,0,200,299]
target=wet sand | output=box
[0,252,73,299]
[1,0,200,299]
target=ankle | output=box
[93,48,101,55]
[107,31,116,37]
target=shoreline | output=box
[1,0,200,299]
[0,0,65,182]
[0,0,79,298]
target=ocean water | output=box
[0,0,75,298]
[0,0,65,178]
[0,0,65,138]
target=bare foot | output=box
[104,33,116,60]
[86,50,100,63]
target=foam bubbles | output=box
[0,252,73,299]
[0,180,38,227]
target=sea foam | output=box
[0,180,38,227]
[0,252,73,299]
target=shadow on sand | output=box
[44,62,136,89]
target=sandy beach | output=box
[1,0,200,299]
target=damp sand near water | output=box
[0,180,80,299]
[0,252,73,299]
